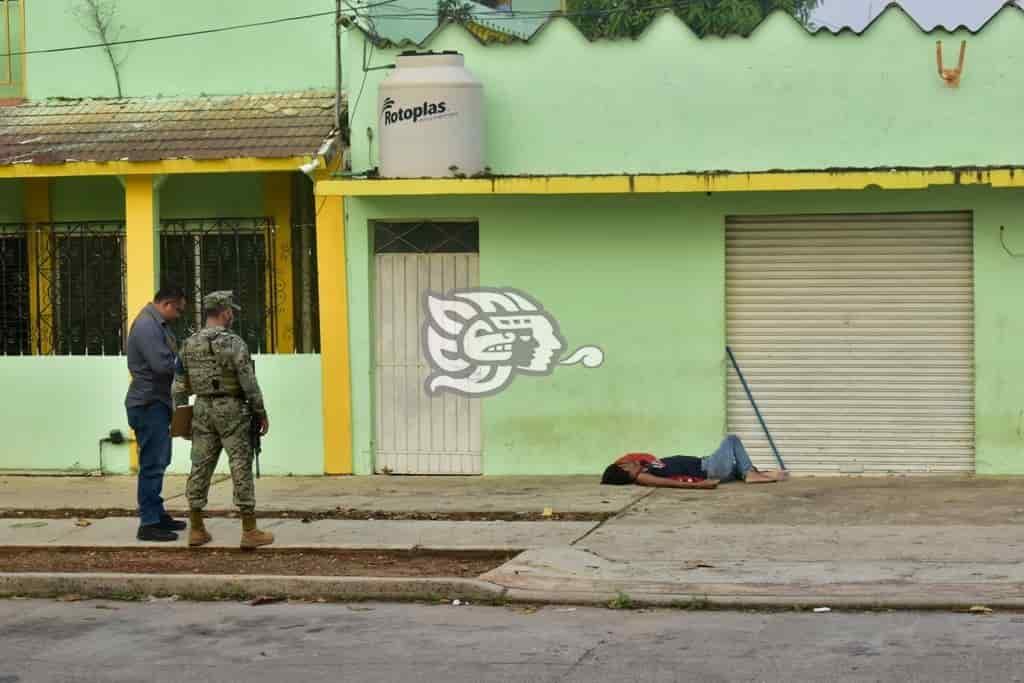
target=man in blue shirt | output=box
[126,285,187,542]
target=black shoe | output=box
[156,514,187,531]
[137,524,178,542]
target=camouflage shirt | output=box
[172,326,266,415]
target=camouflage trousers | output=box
[186,396,256,513]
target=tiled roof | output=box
[0,91,339,166]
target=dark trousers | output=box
[127,403,172,526]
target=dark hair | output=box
[601,464,634,486]
[154,285,186,303]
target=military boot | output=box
[239,513,274,549]
[188,510,212,547]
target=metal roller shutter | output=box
[726,212,975,474]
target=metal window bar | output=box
[159,217,277,354]
[291,175,320,354]
[373,221,480,254]
[0,222,30,355]
[292,222,320,353]
[33,221,127,356]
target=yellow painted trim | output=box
[23,179,51,354]
[316,196,353,474]
[0,157,311,179]
[315,168,1024,197]
[264,173,295,353]
[465,22,517,44]
[125,175,160,472]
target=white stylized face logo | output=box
[423,288,603,397]
[464,312,563,372]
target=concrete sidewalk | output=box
[0,474,642,516]
[0,517,594,551]
[2,474,1024,608]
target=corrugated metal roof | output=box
[352,0,555,46]
[0,91,338,167]
[354,0,1024,46]
[809,0,1023,34]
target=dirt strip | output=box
[0,548,517,578]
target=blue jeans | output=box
[701,435,756,483]
[127,403,172,526]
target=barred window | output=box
[291,175,320,353]
[373,221,480,254]
[32,222,127,356]
[159,218,276,353]
[0,223,29,355]
[292,223,320,353]
[0,213,318,357]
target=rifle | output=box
[249,357,261,479]
[250,413,262,479]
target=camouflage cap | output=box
[203,290,241,311]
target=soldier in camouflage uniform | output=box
[172,291,274,549]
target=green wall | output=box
[0,357,129,472]
[167,354,325,476]
[26,0,334,99]
[51,177,123,221]
[345,194,728,475]
[344,10,1024,176]
[161,174,264,219]
[345,187,1024,475]
[0,355,325,475]
[46,174,265,223]
[0,180,22,221]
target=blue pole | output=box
[726,346,786,470]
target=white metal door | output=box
[726,212,975,474]
[375,252,482,474]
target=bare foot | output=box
[743,470,786,484]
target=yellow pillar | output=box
[124,175,160,321]
[124,175,161,472]
[263,173,295,353]
[23,179,51,354]
[316,195,353,474]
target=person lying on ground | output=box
[600,435,789,489]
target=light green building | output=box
[325,5,1024,476]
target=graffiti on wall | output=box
[422,287,604,397]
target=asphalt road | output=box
[2,600,1023,682]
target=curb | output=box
[500,588,1024,611]
[0,572,508,604]
[4,572,1024,611]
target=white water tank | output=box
[378,51,485,178]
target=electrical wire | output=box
[0,0,813,60]
[0,0,404,59]
[349,38,376,129]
